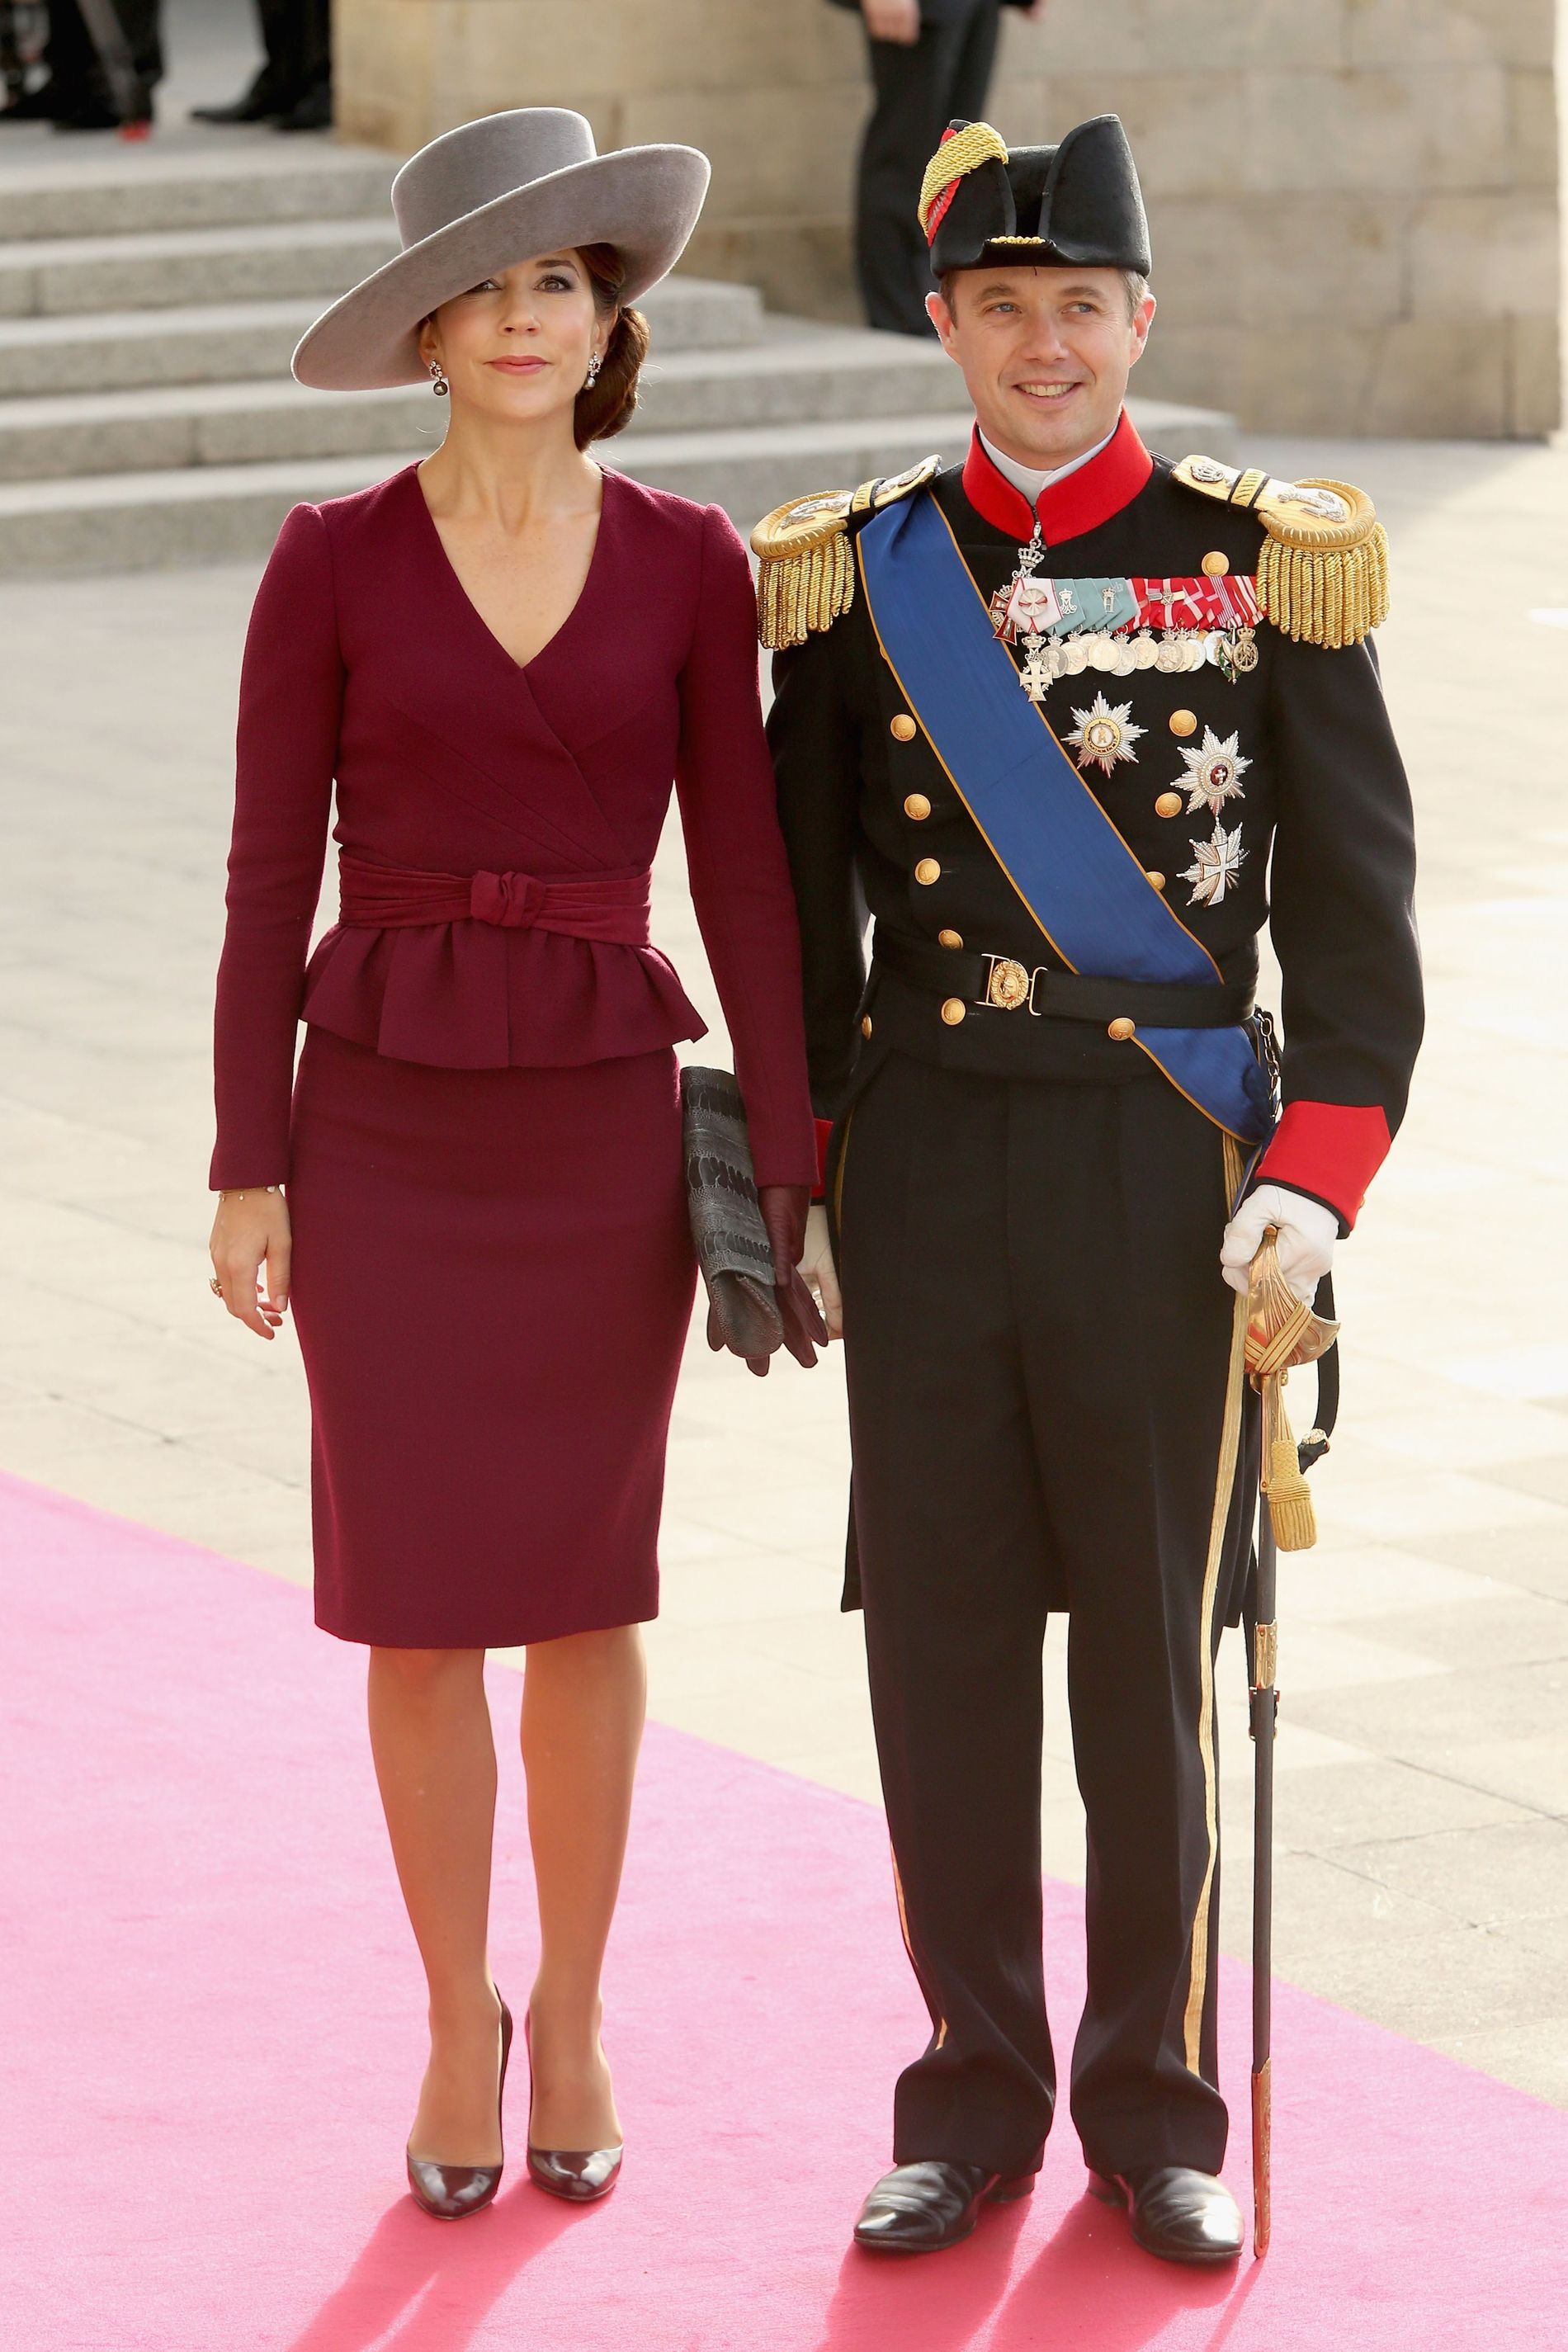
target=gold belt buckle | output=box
[980,953,1032,1012]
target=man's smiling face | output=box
[927,266,1155,473]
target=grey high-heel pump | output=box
[522,2011,623,2203]
[406,1996,513,2220]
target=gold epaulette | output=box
[1174,454,1389,648]
[751,455,942,649]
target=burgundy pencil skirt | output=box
[286,1027,696,1648]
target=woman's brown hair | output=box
[574,243,649,450]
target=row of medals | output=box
[1012,621,1259,702]
[989,532,1259,702]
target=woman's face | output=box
[419,249,607,424]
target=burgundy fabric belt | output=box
[337,853,652,946]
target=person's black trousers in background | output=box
[192,0,331,120]
[856,1,1001,335]
[258,0,329,107]
[835,1047,1257,2179]
[45,0,163,117]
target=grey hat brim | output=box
[292,144,711,391]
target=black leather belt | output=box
[873,930,1254,1030]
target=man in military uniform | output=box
[754,115,1422,2264]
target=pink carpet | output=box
[3,1470,1565,2352]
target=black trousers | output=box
[835,1050,1255,2179]
[856,2,1001,336]
[254,0,331,102]
[45,0,163,106]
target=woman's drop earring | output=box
[584,352,602,390]
[428,358,449,398]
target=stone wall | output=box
[335,0,1564,437]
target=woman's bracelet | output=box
[220,1184,281,1200]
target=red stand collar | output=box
[961,409,1154,546]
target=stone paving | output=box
[2,432,1566,2116]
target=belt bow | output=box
[335,852,654,947]
[469,869,549,928]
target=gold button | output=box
[914,858,941,886]
[941,997,967,1026]
[1202,550,1230,578]
[860,1013,874,1038]
[1145,870,1166,890]
[1155,791,1183,818]
[1169,709,1197,737]
[904,792,932,822]
[1108,1016,1137,1042]
[937,928,964,949]
[890,714,917,742]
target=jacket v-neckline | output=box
[405,459,612,681]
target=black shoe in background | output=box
[0,78,75,123]
[51,98,131,131]
[273,81,331,133]
[191,67,296,125]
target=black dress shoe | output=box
[191,71,296,125]
[51,100,134,133]
[1089,2165,1243,2265]
[406,1996,513,2220]
[854,2160,1035,2255]
[274,82,332,132]
[0,80,71,124]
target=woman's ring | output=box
[209,1278,224,1296]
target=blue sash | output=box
[857,490,1273,1146]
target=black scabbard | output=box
[1248,1501,1279,2257]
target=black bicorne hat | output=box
[919,115,1151,281]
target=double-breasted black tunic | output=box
[771,418,1423,1226]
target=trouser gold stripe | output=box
[890,1840,949,2050]
[1183,1133,1249,2074]
[832,1103,857,1230]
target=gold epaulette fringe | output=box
[750,456,944,650]
[751,489,855,650]
[1174,456,1390,649]
[1255,488,1389,649]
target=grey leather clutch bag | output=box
[679,1065,783,1360]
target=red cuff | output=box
[1254,1101,1391,1230]
[811,1117,834,1202]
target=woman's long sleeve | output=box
[673,505,816,1189]
[210,503,343,1189]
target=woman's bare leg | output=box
[367,1645,505,2165]
[522,1623,646,2150]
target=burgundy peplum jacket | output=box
[211,463,817,1193]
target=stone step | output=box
[0,274,768,394]
[0,329,957,479]
[645,327,956,433]
[0,217,401,319]
[0,145,399,242]
[0,298,321,398]
[0,398,1236,577]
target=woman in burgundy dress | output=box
[207,110,819,2217]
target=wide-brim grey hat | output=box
[293,108,711,391]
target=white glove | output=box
[1221,1183,1339,1306]
[797,1202,843,1341]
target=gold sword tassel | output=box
[1245,1228,1337,1553]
